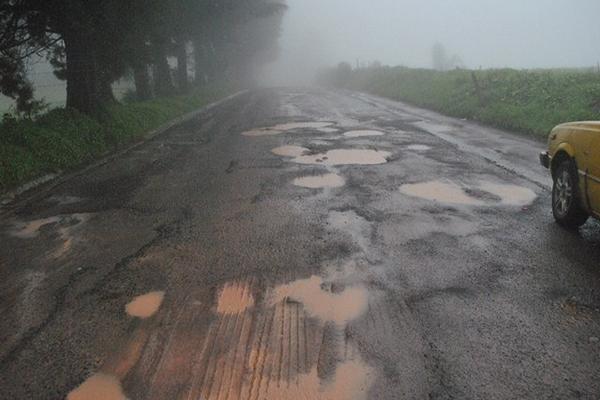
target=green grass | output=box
[324,66,600,138]
[0,85,232,191]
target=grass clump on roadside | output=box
[0,86,232,191]
[320,65,600,138]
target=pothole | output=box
[125,291,165,319]
[243,122,334,137]
[10,213,91,239]
[400,180,537,207]
[271,145,309,157]
[400,181,484,206]
[478,182,537,206]
[242,128,284,137]
[67,373,126,400]
[292,149,391,166]
[216,281,254,315]
[271,122,334,131]
[293,174,345,189]
[269,276,368,325]
[343,130,385,138]
[406,144,431,151]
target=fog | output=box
[262,0,600,85]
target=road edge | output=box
[0,90,248,214]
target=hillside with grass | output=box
[320,65,600,138]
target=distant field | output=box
[321,66,600,138]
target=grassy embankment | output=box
[0,86,232,192]
[326,66,600,138]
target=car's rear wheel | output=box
[552,160,588,228]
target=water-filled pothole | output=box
[243,122,334,137]
[125,291,165,319]
[216,281,254,315]
[478,182,537,206]
[343,130,385,138]
[293,173,345,189]
[67,373,126,400]
[269,276,368,325]
[271,145,309,157]
[292,149,391,166]
[406,144,431,151]
[400,180,537,207]
[400,181,484,205]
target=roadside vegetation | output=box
[319,64,600,138]
[0,86,230,191]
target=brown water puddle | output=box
[478,182,537,206]
[66,373,127,400]
[400,181,484,205]
[343,130,385,138]
[269,276,368,325]
[271,145,309,157]
[292,149,391,166]
[125,291,165,319]
[293,173,345,189]
[217,281,255,315]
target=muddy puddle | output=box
[293,173,345,189]
[270,276,368,325]
[400,181,484,205]
[217,281,254,314]
[271,145,309,157]
[478,182,537,206]
[400,180,536,207]
[292,149,391,166]
[406,144,431,151]
[67,373,126,400]
[125,291,165,319]
[343,130,385,138]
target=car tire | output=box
[552,159,589,228]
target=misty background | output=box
[262,0,600,85]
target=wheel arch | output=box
[551,148,577,179]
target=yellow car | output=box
[540,121,600,228]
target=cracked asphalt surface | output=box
[1,88,600,399]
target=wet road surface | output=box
[1,88,600,399]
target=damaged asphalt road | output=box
[1,88,599,399]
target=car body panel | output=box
[543,121,600,218]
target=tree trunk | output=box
[176,40,189,94]
[133,64,153,100]
[64,33,101,115]
[153,40,175,96]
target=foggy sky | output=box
[262,0,600,85]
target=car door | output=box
[584,133,600,216]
